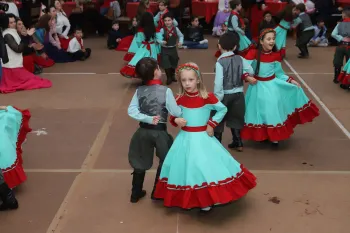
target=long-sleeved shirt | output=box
[228,14,244,35]
[154,9,178,28]
[331,23,350,42]
[128,88,182,124]
[158,27,184,47]
[56,11,71,38]
[67,37,83,53]
[311,25,327,41]
[214,51,254,101]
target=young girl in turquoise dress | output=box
[153,62,256,212]
[120,12,162,78]
[274,4,295,58]
[241,29,320,145]
[227,0,254,57]
[0,106,31,189]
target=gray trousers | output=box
[0,170,4,185]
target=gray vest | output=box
[137,85,168,123]
[218,55,243,90]
[299,13,313,31]
[337,22,350,38]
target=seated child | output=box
[107,20,123,49]
[259,11,276,34]
[215,22,228,37]
[67,28,91,61]
[308,18,328,47]
[183,16,208,49]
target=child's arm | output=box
[173,18,179,27]
[176,27,184,45]
[165,88,182,118]
[275,60,300,86]
[153,12,160,26]
[214,62,224,101]
[156,29,166,44]
[242,57,256,85]
[291,17,301,29]
[231,15,245,35]
[128,90,156,124]
[0,106,7,111]
[331,24,343,42]
[207,93,228,128]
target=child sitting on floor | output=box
[107,20,123,49]
[308,18,328,47]
[183,16,208,49]
[67,28,91,61]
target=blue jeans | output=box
[183,40,208,49]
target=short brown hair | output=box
[295,3,306,12]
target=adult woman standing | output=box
[0,14,52,94]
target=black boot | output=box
[334,67,341,84]
[228,128,243,152]
[130,171,147,203]
[214,132,222,142]
[170,68,177,82]
[151,163,162,200]
[0,183,18,211]
[34,64,43,75]
[165,69,172,85]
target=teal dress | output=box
[274,19,292,57]
[120,31,162,78]
[241,49,320,142]
[338,59,350,87]
[0,106,31,188]
[153,92,257,209]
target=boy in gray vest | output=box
[292,3,315,58]
[213,32,254,152]
[331,7,350,84]
[0,170,19,211]
[127,57,182,203]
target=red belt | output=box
[181,126,207,132]
[142,41,155,55]
[277,24,288,31]
[254,74,275,81]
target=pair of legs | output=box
[296,30,314,58]
[161,48,179,85]
[213,93,245,151]
[182,40,209,49]
[128,127,173,203]
[0,170,18,211]
[68,48,92,61]
[333,45,350,83]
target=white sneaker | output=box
[200,39,208,44]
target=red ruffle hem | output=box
[238,44,256,58]
[241,100,320,142]
[153,165,257,209]
[2,108,32,188]
[338,71,350,85]
[120,64,136,78]
[123,52,135,62]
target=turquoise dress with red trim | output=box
[120,30,162,78]
[0,106,31,188]
[241,49,320,142]
[337,59,350,87]
[153,92,256,209]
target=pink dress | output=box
[0,28,52,94]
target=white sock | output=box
[200,39,208,44]
[201,207,212,211]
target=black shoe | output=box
[34,64,43,75]
[165,69,172,85]
[0,183,19,211]
[130,172,147,203]
[171,68,177,82]
[229,129,243,152]
[271,141,279,147]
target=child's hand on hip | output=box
[206,125,214,137]
[175,118,187,127]
[246,76,257,85]
[152,116,160,125]
[291,80,300,87]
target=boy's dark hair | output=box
[219,32,239,51]
[74,27,83,32]
[229,0,241,11]
[135,57,159,82]
[162,11,173,20]
[295,3,306,12]
[263,11,272,17]
[112,20,119,25]
[191,16,198,22]
[158,0,168,6]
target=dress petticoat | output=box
[120,29,162,78]
[0,67,52,94]
[241,50,320,142]
[212,11,230,34]
[0,107,31,188]
[153,92,256,209]
[338,59,350,86]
